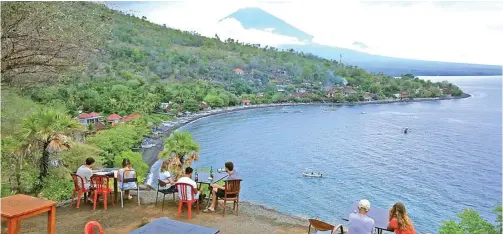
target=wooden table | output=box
[342,201,389,234]
[1,194,56,234]
[128,217,219,234]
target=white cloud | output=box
[111,1,503,65]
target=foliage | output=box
[1,2,111,85]
[58,143,102,171]
[439,205,502,234]
[114,151,149,183]
[160,131,200,178]
[38,168,74,201]
[87,123,148,167]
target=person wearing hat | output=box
[348,199,375,234]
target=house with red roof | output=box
[78,112,103,125]
[107,113,122,125]
[122,113,141,122]
[400,91,409,100]
[233,68,244,75]
[242,99,251,106]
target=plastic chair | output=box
[71,174,91,208]
[119,170,140,208]
[175,183,199,220]
[155,179,176,211]
[84,221,104,234]
[217,179,242,217]
[307,219,344,234]
[90,175,114,210]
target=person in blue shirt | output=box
[348,199,375,234]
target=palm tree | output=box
[159,131,200,179]
[21,108,82,187]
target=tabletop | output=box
[343,201,390,230]
[128,217,219,234]
[192,171,228,184]
[1,194,56,218]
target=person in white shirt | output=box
[76,157,95,203]
[176,167,199,201]
[76,157,95,190]
[158,160,176,192]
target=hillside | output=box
[2,1,464,118]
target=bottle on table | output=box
[210,166,214,180]
[195,170,199,182]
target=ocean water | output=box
[180,76,502,233]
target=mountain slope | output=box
[223,8,502,76]
[220,7,313,42]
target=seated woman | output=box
[117,158,137,200]
[387,202,416,234]
[158,160,176,192]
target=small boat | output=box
[294,110,303,113]
[361,112,366,114]
[302,172,323,178]
[403,128,409,134]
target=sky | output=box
[109,1,503,65]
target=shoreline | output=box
[159,93,471,138]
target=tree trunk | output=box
[39,142,51,184]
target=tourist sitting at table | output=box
[176,167,200,200]
[386,202,416,234]
[203,161,240,213]
[158,159,176,192]
[348,199,375,234]
[76,157,95,202]
[118,158,137,200]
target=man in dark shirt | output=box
[203,161,240,213]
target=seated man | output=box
[76,157,95,202]
[203,161,240,213]
[176,167,199,200]
[348,199,375,234]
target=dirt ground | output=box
[3,193,309,234]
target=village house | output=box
[233,68,244,75]
[301,82,312,87]
[297,88,307,93]
[256,93,264,98]
[107,113,122,125]
[441,88,451,96]
[342,86,357,96]
[326,89,336,98]
[276,85,286,92]
[122,113,140,122]
[270,79,280,83]
[295,92,312,98]
[242,99,251,105]
[78,112,103,125]
[199,101,210,110]
[400,91,409,100]
[363,92,373,102]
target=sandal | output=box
[202,208,215,213]
[127,195,133,200]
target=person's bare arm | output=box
[386,223,394,232]
[167,177,176,185]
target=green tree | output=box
[439,205,501,234]
[21,108,81,188]
[160,131,200,179]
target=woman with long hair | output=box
[118,158,137,200]
[387,202,416,234]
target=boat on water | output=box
[302,172,323,178]
[403,127,409,134]
[141,139,156,148]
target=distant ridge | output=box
[220,7,313,42]
[222,7,502,76]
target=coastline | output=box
[159,93,471,139]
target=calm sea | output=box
[180,76,502,233]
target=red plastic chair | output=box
[90,175,114,210]
[84,221,104,234]
[71,174,91,208]
[175,183,199,220]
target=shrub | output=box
[39,168,74,201]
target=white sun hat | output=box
[358,199,371,211]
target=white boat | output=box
[302,172,323,178]
[141,143,156,148]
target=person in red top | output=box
[386,202,416,234]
